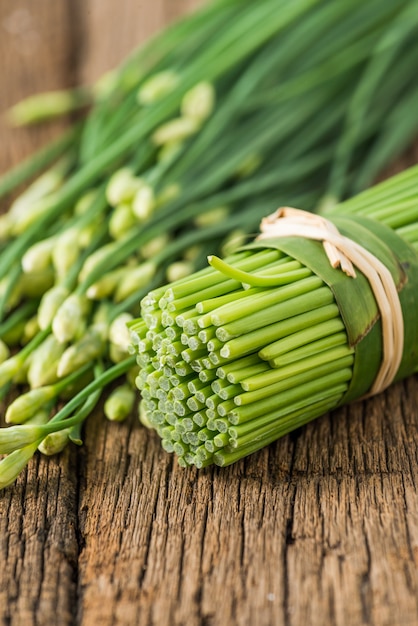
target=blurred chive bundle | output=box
[129,166,418,467]
[1,0,418,486]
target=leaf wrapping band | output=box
[246,208,418,403]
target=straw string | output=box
[258,207,404,396]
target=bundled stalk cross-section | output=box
[1,0,418,486]
[128,166,418,467]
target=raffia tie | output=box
[257,207,404,396]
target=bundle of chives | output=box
[1,0,418,487]
[128,164,418,468]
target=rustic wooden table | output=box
[1,2,418,625]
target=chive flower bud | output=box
[52,228,81,279]
[109,203,137,240]
[79,241,120,283]
[181,82,215,122]
[86,267,129,300]
[38,285,70,330]
[78,220,103,248]
[137,70,179,105]
[13,354,32,385]
[114,261,157,302]
[0,277,19,312]
[157,141,183,163]
[7,88,90,126]
[0,442,41,490]
[132,185,156,221]
[194,206,229,227]
[221,229,248,257]
[22,316,40,345]
[11,201,52,236]
[93,69,118,99]
[141,233,170,260]
[0,423,46,455]
[17,269,55,300]
[5,386,56,425]
[52,293,90,343]
[0,339,10,364]
[138,401,153,429]
[109,313,134,353]
[104,384,135,422]
[28,335,65,388]
[166,261,194,283]
[0,356,21,388]
[21,237,56,273]
[8,167,63,224]
[183,244,203,262]
[38,430,71,456]
[152,117,199,146]
[75,189,99,215]
[106,168,143,207]
[109,344,128,364]
[57,324,106,378]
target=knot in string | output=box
[258,207,404,396]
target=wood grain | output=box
[1,2,418,625]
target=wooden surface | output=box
[1,2,418,625]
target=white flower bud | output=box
[21,237,56,273]
[114,262,156,302]
[157,141,183,163]
[0,423,46,455]
[5,387,56,425]
[38,285,70,330]
[194,205,229,227]
[106,168,143,207]
[138,401,153,429]
[57,325,105,378]
[132,186,156,221]
[78,241,120,283]
[0,356,21,388]
[17,269,55,300]
[11,201,52,235]
[166,261,193,283]
[38,429,71,456]
[78,221,100,248]
[141,233,170,260]
[0,339,10,364]
[104,384,135,422]
[221,229,248,257]
[86,267,128,300]
[152,117,199,146]
[52,293,90,343]
[21,316,40,345]
[28,335,65,388]
[74,189,99,215]
[52,228,81,279]
[109,203,137,240]
[181,82,215,122]
[0,442,40,489]
[137,70,179,105]
[93,69,118,100]
[109,343,128,364]
[109,313,133,353]
[8,169,62,224]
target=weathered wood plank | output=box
[1,2,418,626]
[0,4,81,625]
[0,1,76,174]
